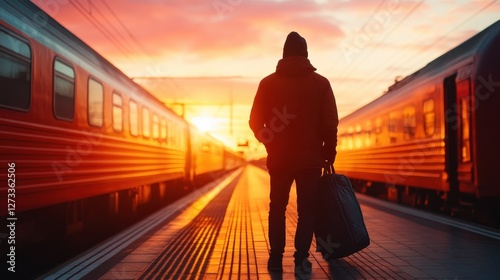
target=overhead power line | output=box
[100,0,151,54]
[69,0,135,57]
[345,0,498,101]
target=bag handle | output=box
[323,162,335,175]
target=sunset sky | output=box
[32,0,500,158]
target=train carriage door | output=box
[444,71,475,207]
[443,74,459,207]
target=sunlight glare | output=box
[191,116,217,132]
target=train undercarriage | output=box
[350,178,500,229]
[1,169,235,277]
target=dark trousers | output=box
[268,168,321,263]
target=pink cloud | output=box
[32,0,346,60]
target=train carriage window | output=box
[364,121,372,147]
[53,59,75,120]
[0,29,31,111]
[178,127,182,147]
[374,118,383,146]
[177,126,181,147]
[175,125,181,147]
[337,136,344,151]
[167,121,172,145]
[112,93,123,132]
[403,106,416,140]
[374,118,382,134]
[88,78,104,127]
[179,127,185,149]
[346,127,354,150]
[161,119,167,142]
[172,124,177,146]
[337,128,345,151]
[129,100,138,136]
[142,107,150,138]
[153,114,159,139]
[388,112,399,143]
[354,124,362,149]
[423,99,435,136]
[202,140,210,152]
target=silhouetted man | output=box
[249,31,338,276]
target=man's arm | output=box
[322,80,339,165]
[249,80,266,143]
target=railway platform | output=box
[42,164,500,280]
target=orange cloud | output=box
[33,0,346,61]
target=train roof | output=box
[342,20,500,122]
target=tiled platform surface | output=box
[89,164,500,280]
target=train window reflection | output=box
[0,29,31,111]
[403,106,416,140]
[54,59,75,120]
[388,112,399,143]
[129,101,138,136]
[112,93,122,132]
[142,107,150,138]
[423,99,435,136]
[0,30,30,57]
[88,78,104,127]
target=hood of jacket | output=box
[275,56,317,77]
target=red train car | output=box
[0,0,243,246]
[335,20,500,223]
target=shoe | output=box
[267,256,283,272]
[294,258,312,278]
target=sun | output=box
[190,116,217,132]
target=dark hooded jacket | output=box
[249,55,339,169]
